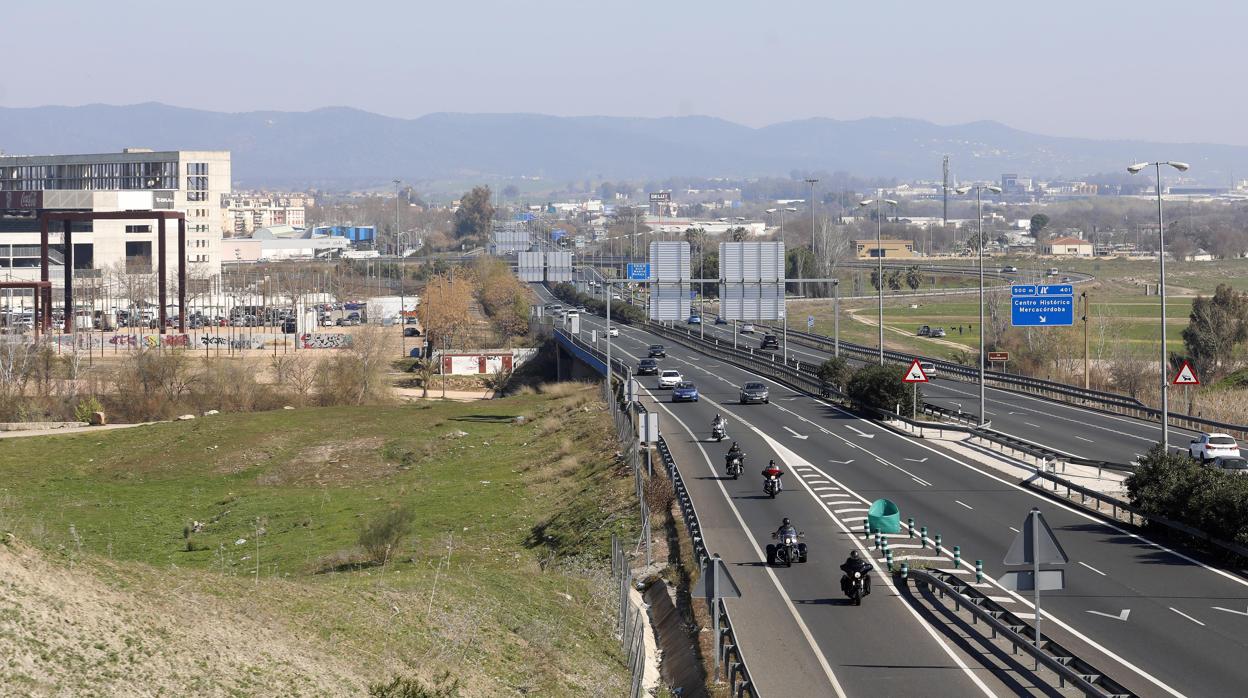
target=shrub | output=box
[845,364,920,414]
[73,395,104,423]
[368,672,460,698]
[815,357,849,390]
[358,504,416,564]
[1126,444,1248,547]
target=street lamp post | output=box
[955,184,1002,426]
[1128,160,1190,453]
[859,193,898,365]
[833,278,840,358]
[805,179,819,298]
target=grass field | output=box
[0,385,634,695]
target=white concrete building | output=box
[221,192,312,236]
[0,149,231,282]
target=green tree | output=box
[1182,284,1248,378]
[1029,213,1050,236]
[869,268,882,291]
[453,186,495,245]
[727,226,749,242]
[846,364,920,414]
[886,269,903,291]
[905,266,923,292]
[816,356,850,390]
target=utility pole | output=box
[1082,291,1090,390]
[942,155,950,230]
[805,178,818,298]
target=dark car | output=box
[760,333,780,350]
[671,382,699,402]
[648,344,666,358]
[740,382,769,404]
[637,358,660,375]
[282,318,297,334]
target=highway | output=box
[542,286,1248,697]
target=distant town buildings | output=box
[1043,236,1094,256]
[221,192,313,236]
[854,239,916,259]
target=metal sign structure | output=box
[546,250,574,283]
[638,413,659,444]
[1173,360,1200,385]
[692,553,742,680]
[648,192,671,202]
[807,315,815,329]
[1004,507,1068,667]
[1011,284,1075,326]
[902,359,929,383]
[648,241,691,321]
[987,351,1010,363]
[626,262,651,281]
[1000,569,1066,592]
[625,378,640,404]
[517,251,544,282]
[719,241,785,321]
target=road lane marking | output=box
[1009,527,1020,533]
[833,508,868,514]
[845,425,875,438]
[1078,561,1107,576]
[1075,436,1094,443]
[1212,606,1248,617]
[783,426,809,440]
[954,500,973,510]
[1170,608,1205,626]
[1086,609,1131,622]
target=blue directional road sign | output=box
[1011,284,1074,326]
[626,262,651,281]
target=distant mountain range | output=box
[1,102,1244,191]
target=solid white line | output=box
[1024,422,1041,428]
[638,386,848,697]
[833,508,868,514]
[1009,527,1020,533]
[1079,561,1107,576]
[1075,436,1095,443]
[1169,608,1205,626]
[812,486,840,492]
[955,500,974,510]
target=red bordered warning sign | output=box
[903,358,929,383]
[1172,360,1200,386]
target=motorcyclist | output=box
[774,517,797,541]
[711,414,726,432]
[839,550,872,596]
[725,441,744,466]
[762,459,784,492]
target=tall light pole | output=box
[859,193,898,365]
[393,179,402,256]
[805,179,819,297]
[1128,160,1190,453]
[956,184,1002,426]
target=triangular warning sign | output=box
[902,359,929,383]
[1173,360,1200,386]
[1004,509,1069,566]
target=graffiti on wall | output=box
[299,333,353,349]
[200,336,266,350]
[107,334,191,348]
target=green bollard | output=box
[953,545,961,567]
[975,560,984,584]
[920,527,928,549]
[874,532,882,550]
[935,534,942,556]
[901,562,909,579]
[863,520,870,539]
[908,517,915,538]
[886,548,894,571]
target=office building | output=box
[854,238,916,259]
[221,192,313,236]
[0,149,231,283]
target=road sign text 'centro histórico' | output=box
[1010,284,1074,326]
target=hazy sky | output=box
[3,0,1242,144]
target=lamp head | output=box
[986,185,1002,194]
[858,199,873,207]
[884,199,899,206]
[1127,162,1149,174]
[954,186,971,195]
[1168,161,1191,172]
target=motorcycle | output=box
[725,454,744,480]
[766,530,808,567]
[763,473,781,498]
[842,564,874,605]
[711,423,726,441]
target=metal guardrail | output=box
[656,436,757,697]
[906,569,1136,698]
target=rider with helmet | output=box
[840,549,873,596]
[761,459,784,491]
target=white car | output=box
[741,323,756,334]
[657,369,683,389]
[1189,433,1241,462]
[920,361,937,378]
[608,327,619,337]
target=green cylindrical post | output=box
[863,520,870,539]
[908,517,915,538]
[934,534,943,556]
[975,560,984,584]
[920,527,928,548]
[886,548,894,571]
[901,562,909,579]
[953,545,961,567]
[874,532,882,550]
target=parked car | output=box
[672,382,699,402]
[688,314,702,324]
[403,327,420,337]
[929,327,947,338]
[760,333,780,350]
[1001,265,1019,273]
[608,327,619,337]
[282,318,297,334]
[1209,456,1248,475]
[1190,433,1241,461]
[740,323,756,334]
[739,382,769,404]
[1061,276,1072,283]
[1046,268,1060,276]
[637,358,659,376]
[917,325,931,337]
[648,344,666,358]
[657,369,683,389]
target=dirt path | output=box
[845,308,970,352]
